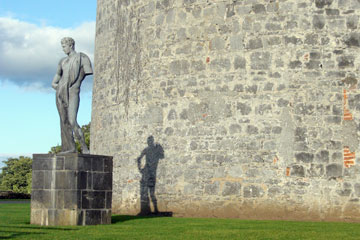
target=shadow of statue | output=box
[136,136,164,216]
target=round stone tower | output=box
[92,0,360,221]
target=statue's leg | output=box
[56,91,76,153]
[68,89,89,154]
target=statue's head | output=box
[61,37,75,55]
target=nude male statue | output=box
[52,37,92,154]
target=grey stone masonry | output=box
[31,154,113,226]
[93,0,360,222]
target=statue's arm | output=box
[52,60,63,89]
[52,74,60,90]
[81,53,93,76]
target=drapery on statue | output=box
[52,37,92,154]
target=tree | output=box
[0,156,32,194]
[49,122,91,154]
[78,122,90,153]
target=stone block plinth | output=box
[30,153,113,226]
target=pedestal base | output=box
[30,153,113,226]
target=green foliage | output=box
[76,122,90,153]
[49,122,90,154]
[49,145,62,154]
[0,156,32,194]
[0,170,3,189]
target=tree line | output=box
[0,123,90,194]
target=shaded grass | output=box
[0,199,30,201]
[0,203,360,239]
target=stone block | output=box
[250,52,271,70]
[252,4,266,14]
[169,60,189,75]
[291,165,305,177]
[234,56,246,69]
[55,172,66,189]
[244,185,264,198]
[101,210,112,224]
[337,56,354,68]
[315,0,333,8]
[85,210,102,225]
[93,173,112,190]
[31,153,112,226]
[32,155,54,170]
[210,58,231,72]
[81,157,93,171]
[55,190,64,209]
[31,190,52,209]
[222,182,241,196]
[315,150,329,163]
[326,164,343,178]
[92,158,104,172]
[346,16,358,30]
[246,38,263,49]
[284,36,302,45]
[354,183,360,197]
[313,15,325,29]
[64,190,81,209]
[56,156,65,170]
[344,33,360,47]
[106,191,112,209]
[308,164,324,177]
[230,35,243,50]
[44,171,53,189]
[204,182,219,195]
[64,155,78,170]
[289,60,302,69]
[32,171,44,189]
[82,191,106,209]
[295,152,314,163]
[77,172,88,189]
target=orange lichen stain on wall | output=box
[286,167,290,176]
[343,89,353,121]
[206,57,210,63]
[273,156,278,164]
[343,146,356,168]
[303,53,309,61]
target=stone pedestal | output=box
[30,153,113,226]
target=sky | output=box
[0,0,97,168]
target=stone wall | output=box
[92,0,360,221]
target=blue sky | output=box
[0,0,97,167]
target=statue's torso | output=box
[59,53,77,87]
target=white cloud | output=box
[0,17,95,90]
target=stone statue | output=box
[52,37,92,154]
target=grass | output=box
[0,203,360,240]
[0,199,30,201]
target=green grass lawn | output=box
[0,203,360,239]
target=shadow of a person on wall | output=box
[136,136,171,217]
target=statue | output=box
[52,37,92,154]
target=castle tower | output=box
[92,0,360,221]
